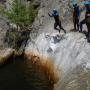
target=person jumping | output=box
[48,9,66,33]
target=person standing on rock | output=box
[73,4,80,31]
[48,9,66,33]
[79,0,90,32]
[79,0,90,42]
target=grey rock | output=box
[25,32,90,90]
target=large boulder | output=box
[25,32,90,90]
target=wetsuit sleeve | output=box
[48,13,53,17]
[78,7,80,17]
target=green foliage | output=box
[5,30,30,50]
[0,0,38,50]
[2,0,37,28]
[26,5,37,25]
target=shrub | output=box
[4,0,37,30]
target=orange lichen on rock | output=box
[25,51,59,84]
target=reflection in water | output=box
[0,54,54,90]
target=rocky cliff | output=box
[32,0,72,34]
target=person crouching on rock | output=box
[48,9,66,33]
[73,4,80,31]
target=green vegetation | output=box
[4,0,37,30]
[5,30,30,50]
[0,0,39,50]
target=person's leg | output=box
[77,19,79,31]
[74,22,76,30]
[77,23,79,31]
[54,22,61,33]
[86,18,90,37]
[73,19,76,30]
[80,19,86,32]
[58,21,66,33]
[88,28,90,38]
[88,28,90,41]
[86,23,90,42]
[54,22,58,29]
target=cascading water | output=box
[25,31,90,90]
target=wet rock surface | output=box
[0,48,14,65]
[25,32,90,90]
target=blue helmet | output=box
[73,3,77,8]
[81,1,90,5]
[53,9,58,13]
[52,9,59,16]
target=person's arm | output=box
[79,3,85,12]
[78,4,86,18]
[48,13,53,17]
[77,6,80,17]
[80,1,88,12]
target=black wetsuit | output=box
[85,4,90,40]
[48,12,66,33]
[80,3,90,33]
[73,6,80,31]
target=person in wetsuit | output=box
[79,0,90,32]
[85,2,90,41]
[73,4,80,31]
[48,9,66,33]
[80,0,90,42]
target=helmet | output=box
[73,3,77,7]
[81,1,90,5]
[53,9,58,13]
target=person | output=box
[80,19,85,32]
[85,1,90,41]
[73,4,80,31]
[80,0,90,42]
[48,9,66,33]
[79,0,90,32]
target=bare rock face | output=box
[0,48,14,65]
[0,17,9,48]
[32,0,41,9]
[0,1,12,48]
[0,0,6,4]
[33,0,72,28]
